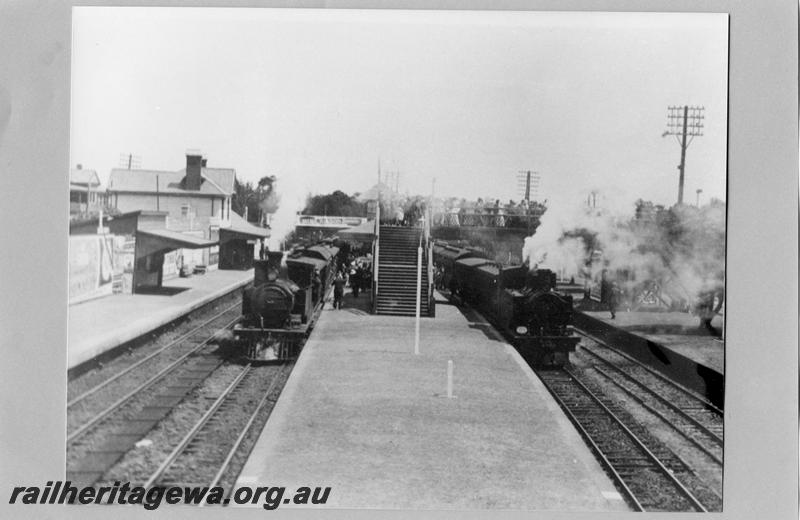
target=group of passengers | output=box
[332,257,372,310]
[431,198,549,228]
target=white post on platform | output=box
[447,360,453,398]
[414,245,422,355]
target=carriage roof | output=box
[298,245,338,262]
[286,256,329,271]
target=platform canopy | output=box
[137,228,217,256]
[337,220,376,242]
[221,212,270,242]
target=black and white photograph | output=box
[0,2,797,520]
[63,7,728,511]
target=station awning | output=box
[337,220,377,241]
[220,213,270,241]
[137,228,217,256]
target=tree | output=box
[302,191,366,217]
[231,175,280,223]
[231,179,260,222]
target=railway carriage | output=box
[433,243,487,291]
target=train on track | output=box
[223,241,340,362]
[434,242,580,368]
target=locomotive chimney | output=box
[254,252,286,286]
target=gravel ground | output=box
[94,361,294,490]
[96,363,247,485]
[66,353,225,469]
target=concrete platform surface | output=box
[68,269,253,369]
[583,310,724,374]
[236,293,629,511]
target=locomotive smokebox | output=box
[255,252,287,286]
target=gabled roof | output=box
[69,169,101,187]
[223,211,270,239]
[108,167,235,196]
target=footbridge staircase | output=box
[373,226,435,317]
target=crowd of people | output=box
[331,253,373,310]
[431,198,548,228]
[377,195,548,229]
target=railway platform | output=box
[235,291,629,511]
[574,310,724,408]
[68,269,253,371]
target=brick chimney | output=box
[185,151,203,190]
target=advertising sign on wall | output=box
[69,235,115,304]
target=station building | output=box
[69,152,268,304]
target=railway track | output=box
[564,329,724,505]
[574,328,723,418]
[142,363,291,495]
[537,368,719,511]
[68,302,242,408]
[572,330,723,459]
[66,305,242,486]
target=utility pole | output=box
[119,153,141,170]
[382,171,400,194]
[517,170,540,202]
[664,105,704,205]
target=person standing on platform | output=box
[352,265,362,298]
[695,285,724,336]
[333,272,346,309]
[607,281,619,319]
[312,271,322,306]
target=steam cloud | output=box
[522,190,725,306]
[263,174,308,251]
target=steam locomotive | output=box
[224,242,339,362]
[434,242,580,368]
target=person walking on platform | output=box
[333,272,346,309]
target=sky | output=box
[70,8,728,214]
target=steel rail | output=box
[203,364,292,501]
[592,366,723,467]
[66,316,240,444]
[537,372,644,512]
[143,364,253,489]
[561,367,707,512]
[68,302,241,407]
[581,345,723,445]
[573,327,723,415]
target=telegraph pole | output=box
[119,153,141,170]
[664,105,704,205]
[517,170,540,202]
